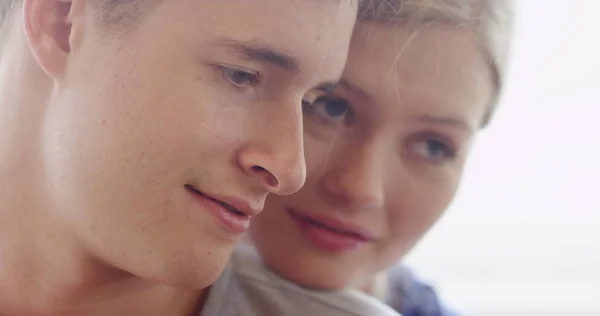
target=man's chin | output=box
[135,247,233,290]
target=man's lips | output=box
[184,185,262,234]
[184,185,260,217]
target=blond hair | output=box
[358,0,514,126]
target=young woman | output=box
[242,0,514,315]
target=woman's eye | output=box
[218,66,258,88]
[304,97,350,123]
[411,137,456,163]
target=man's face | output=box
[42,0,356,288]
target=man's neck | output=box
[0,171,208,316]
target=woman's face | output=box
[249,22,494,289]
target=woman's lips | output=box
[286,208,374,253]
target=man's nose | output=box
[236,102,306,196]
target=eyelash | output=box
[217,65,259,91]
[302,96,351,126]
[302,94,458,164]
[409,133,457,164]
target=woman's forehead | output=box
[341,24,492,126]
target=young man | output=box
[0,0,357,315]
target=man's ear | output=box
[22,0,83,78]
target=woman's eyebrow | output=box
[415,114,474,133]
[314,82,339,94]
[339,78,370,98]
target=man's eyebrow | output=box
[416,114,474,133]
[215,38,301,74]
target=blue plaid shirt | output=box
[385,265,461,316]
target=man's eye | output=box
[218,66,259,88]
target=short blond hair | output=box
[358,0,514,126]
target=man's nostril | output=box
[252,166,266,172]
[252,166,279,188]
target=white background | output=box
[405,0,600,315]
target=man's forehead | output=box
[199,0,358,89]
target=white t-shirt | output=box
[200,245,401,316]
